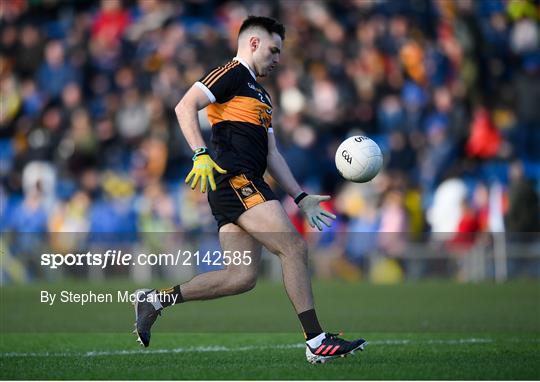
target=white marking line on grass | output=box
[1,344,305,358]
[2,337,537,358]
[372,338,494,345]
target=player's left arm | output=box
[266,129,302,197]
[266,130,336,230]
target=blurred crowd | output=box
[1,0,539,272]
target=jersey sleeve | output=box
[195,61,241,104]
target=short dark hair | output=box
[238,16,285,41]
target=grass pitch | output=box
[1,280,539,379]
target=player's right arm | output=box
[174,85,211,151]
[175,85,226,193]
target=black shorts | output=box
[208,173,276,230]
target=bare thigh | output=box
[219,222,262,276]
[235,200,306,256]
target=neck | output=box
[235,52,257,76]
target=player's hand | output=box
[185,149,227,193]
[295,193,337,231]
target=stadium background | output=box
[1,0,539,283]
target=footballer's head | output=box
[238,16,285,77]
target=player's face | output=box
[254,32,282,77]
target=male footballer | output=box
[132,16,366,364]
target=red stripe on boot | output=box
[322,345,334,355]
[329,345,341,355]
[314,345,325,355]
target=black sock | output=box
[298,309,323,340]
[158,285,184,308]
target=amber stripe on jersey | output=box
[206,61,239,88]
[207,96,272,129]
[200,62,232,85]
[201,61,239,89]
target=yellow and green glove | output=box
[185,147,227,193]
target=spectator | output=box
[466,106,501,159]
[386,130,417,176]
[36,40,80,100]
[505,160,539,233]
[378,189,408,258]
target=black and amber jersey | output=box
[195,57,273,178]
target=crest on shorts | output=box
[241,186,254,197]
